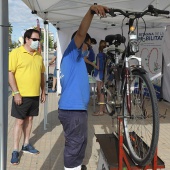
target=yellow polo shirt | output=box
[9,46,45,96]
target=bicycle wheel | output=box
[103,58,115,115]
[123,70,159,166]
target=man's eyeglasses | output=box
[30,38,40,41]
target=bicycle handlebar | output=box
[148,5,169,15]
[108,5,169,18]
[91,5,169,18]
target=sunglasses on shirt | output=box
[30,38,40,41]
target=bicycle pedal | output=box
[115,104,121,108]
[101,90,105,94]
[109,111,115,116]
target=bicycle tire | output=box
[103,58,115,115]
[123,70,159,166]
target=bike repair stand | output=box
[117,116,165,170]
[95,116,165,170]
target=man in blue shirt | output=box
[58,4,109,170]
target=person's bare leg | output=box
[52,77,57,91]
[23,116,33,145]
[13,118,24,150]
[99,82,105,112]
[96,81,100,102]
[93,81,105,116]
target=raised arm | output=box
[49,56,56,65]
[74,5,109,48]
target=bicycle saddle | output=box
[105,34,126,46]
[103,44,124,54]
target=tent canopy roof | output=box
[22,0,170,30]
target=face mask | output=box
[82,50,89,58]
[30,40,39,50]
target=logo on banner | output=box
[138,32,164,42]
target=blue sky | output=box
[9,0,57,42]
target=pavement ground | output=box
[6,92,170,170]
[6,63,170,170]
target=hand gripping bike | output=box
[101,5,169,166]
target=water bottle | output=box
[129,26,139,53]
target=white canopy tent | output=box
[22,0,170,30]
[21,0,170,129]
[22,0,170,92]
[1,1,170,169]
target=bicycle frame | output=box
[103,37,143,116]
[124,55,142,114]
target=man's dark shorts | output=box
[11,96,40,119]
[58,109,88,168]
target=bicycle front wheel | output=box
[123,70,159,166]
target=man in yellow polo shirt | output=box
[8,29,46,165]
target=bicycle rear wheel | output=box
[123,70,159,166]
[103,58,115,115]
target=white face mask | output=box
[30,40,39,50]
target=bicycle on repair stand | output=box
[99,5,169,167]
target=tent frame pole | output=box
[0,0,9,170]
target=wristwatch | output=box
[13,91,20,95]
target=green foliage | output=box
[40,31,44,44]
[9,22,13,50]
[9,41,19,50]
[48,35,53,48]
[40,31,53,49]
[9,22,12,35]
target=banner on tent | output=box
[137,28,165,99]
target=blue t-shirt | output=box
[58,39,90,110]
[54,51,57,57]
[94,52,106,80]
[88,47,95,62]
[85,47,95,74]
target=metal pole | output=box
[45,21,49,125]
[43,21,47,130]
[56,30,61,94]
[46,22,49,80]
[43,21,48,130]
[45,22,49,125]
[0,0,9,170]
[43,22,47,66]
